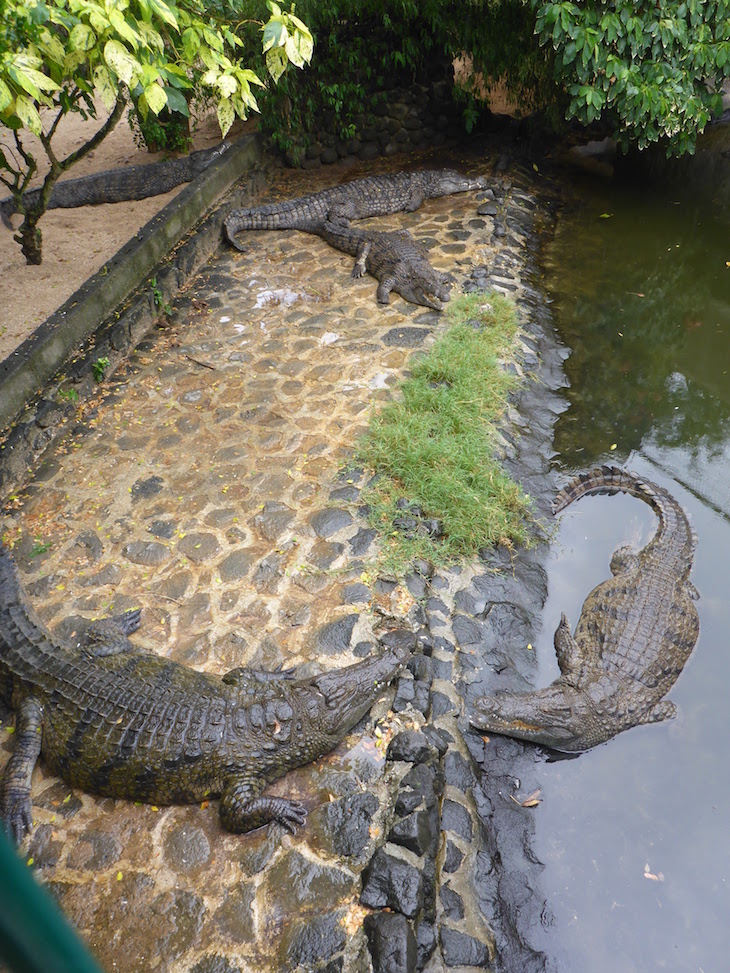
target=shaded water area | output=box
[531,161,730,971]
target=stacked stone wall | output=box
[288,82,463,169]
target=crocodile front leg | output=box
[351,240,371,279]
[219,774,307,834]
[84,608,142,656]
[1,696,43,843]
[376,277,395,304]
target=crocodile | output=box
[0,143,230,229]
[224,168,487,248]
[317,216,452,309]
[0,544,412,842]
[470,466,700,752]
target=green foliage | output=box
[356,292,534,576]
[92,356,110,382]
[0,0,312,262]
[533,0,730,155]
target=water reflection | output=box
[533,166,730,972]
[543,178,730,467]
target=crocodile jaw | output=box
[469,683,600,753]
[309,638,412,738]
[435,171,488,195]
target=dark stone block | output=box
[440,927,491,968]
[314,614,359,655]
[364,912,417,973]
[341,582,371,604]
[284,912,347,969]
[250,501,295,541]
[415,920,437,969]
[407,655,432,683]
[348,527,378,556]
[310,507,353,538]
[442,840,464,873]
[392,676,415,712]
[430,691,456,717]
[386,730,433,765]
[441,799,473,841]
[382,326,431,347]
[444,751,477,792]
[130,474,164,502]
[388,809,435,857]
[395,762,442,816]
[360,849,424,918]
[147,519,176,539]
[317,793,379,857]
[440,885,465,920]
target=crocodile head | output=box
[399,274,452,310]
[302,632,414,747]
[429,170,488,196]
[469,682,601,752]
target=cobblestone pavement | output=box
[1,153,559,973]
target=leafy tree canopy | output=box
[0,0,312,263]
[246,0,730,160]
[534,0,730,156]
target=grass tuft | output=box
[356,291,534,575]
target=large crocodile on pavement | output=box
[223,168,486,246]
[470,466,700,752]
[0,543,412,842]
[318,216,452,309]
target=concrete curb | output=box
[0,133,265,499]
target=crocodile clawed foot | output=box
[1,797,34,844]
[275,799,308,834]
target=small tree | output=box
[0,0,312,264]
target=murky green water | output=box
[534,162,730,972]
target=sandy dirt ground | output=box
[0,105,246,361]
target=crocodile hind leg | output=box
[1,696,43,842]
[553,613,582,679]
[84,608,142,656]
[639,700,677,724]
[220,774,307,834]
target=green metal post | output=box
[0,830,104,973]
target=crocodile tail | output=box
[553,465,665,514]
[552,465,696,555]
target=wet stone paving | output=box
[1,153,565,973]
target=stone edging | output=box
[0,134,265,500]
[347,176,569,973]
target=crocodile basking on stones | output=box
[0,143,230,229]
[317,216,452,309]
[470,466,700,752]
[224,168,486,247]
[0,544,412,842]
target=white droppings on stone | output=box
[219,316,230,323]
[369,373,391,390]
[320,332,340,346]
[254,287,303,308]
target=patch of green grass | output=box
[356,292,534,575]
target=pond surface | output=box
[533,163,730,972]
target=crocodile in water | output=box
[224,168,486,247]
[0,544,412,842]
[470,467,700,752]
[317,216,452,309]
[0,143,230,229]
